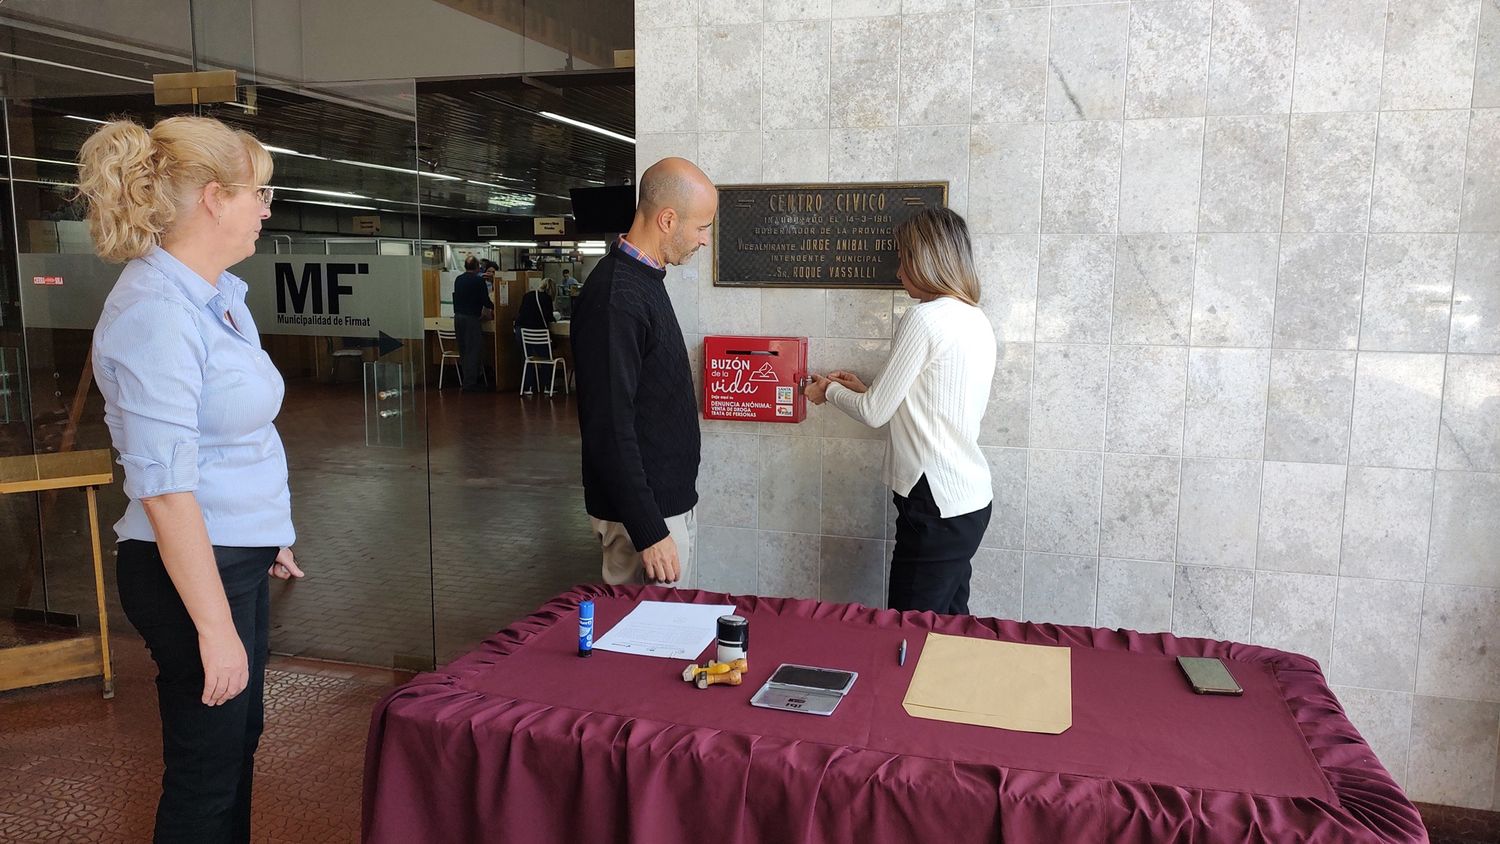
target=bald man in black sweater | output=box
[572,158,717,586]
[452,255,493,392]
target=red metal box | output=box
[702,336,809,423]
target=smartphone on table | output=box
[1177,656,1243,696]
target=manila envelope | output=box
[902,632,1072,734]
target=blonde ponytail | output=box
[76,116,273,263]
[77,120,166,263]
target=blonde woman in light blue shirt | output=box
[81,115,302,843]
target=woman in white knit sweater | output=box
[805,208,997,614]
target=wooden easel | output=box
[0,448,115,698]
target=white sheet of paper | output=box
[593,601,736,659]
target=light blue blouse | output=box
[92,246,294,548]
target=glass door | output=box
[207,81,435,669]
[2,72,437,669]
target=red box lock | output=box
[702,336,809,423]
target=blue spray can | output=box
[578,599,594,657]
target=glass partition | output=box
[2,75,437,669]
[207,81,436,668]
[0,0,637,672]
[1,91,163,662]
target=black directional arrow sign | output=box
[377,331,404,357]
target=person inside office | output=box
[451,255,493,393]
[805,207,997,615]
[515,278,557,396]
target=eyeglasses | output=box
[223,183,275,207]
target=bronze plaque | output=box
[712,182,948,289]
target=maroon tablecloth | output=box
[363,585,1426,843]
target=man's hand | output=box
[640,535,681,583]
[804,374,831,405]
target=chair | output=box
[519,328,568,397]
[435,328,462,389]
[325,337,368,384]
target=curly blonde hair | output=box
[76,116,272,263]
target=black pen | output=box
[898,638,907,667]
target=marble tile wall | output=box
[637,0,1500,809]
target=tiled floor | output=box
[0,371,597,840]
[283,380,600,667]
[0,632,408,842]
[267,378,603,668]
[3,376,602,671]
[0,375,597,842]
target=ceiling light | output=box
[280,198,377,211]
[537,111,635,145]
[276,186,366,199]
[379,197,484,214]
[9,155,78,167]
[336,159,414,176]
[488,240,537,247]
[0,51,152,85]
[6,177,78,188]
[334,158,461,180]
[264,145,329,160]
[65,115,110,126]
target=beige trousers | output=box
[590,508,697,588]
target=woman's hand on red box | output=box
[804,375,830,405]
[828,370,868,393]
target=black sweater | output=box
[572,245,699,550]
[452,272,492,317]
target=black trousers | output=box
[117,540,274,844]
[454,313,484,389]
[889,476,992,615]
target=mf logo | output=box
[275,262,369,314]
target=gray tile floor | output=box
[272,380,600,668]
[2,377,602,671]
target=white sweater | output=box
[826,297,997,517]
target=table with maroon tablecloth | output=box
[362,585,1425,843]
